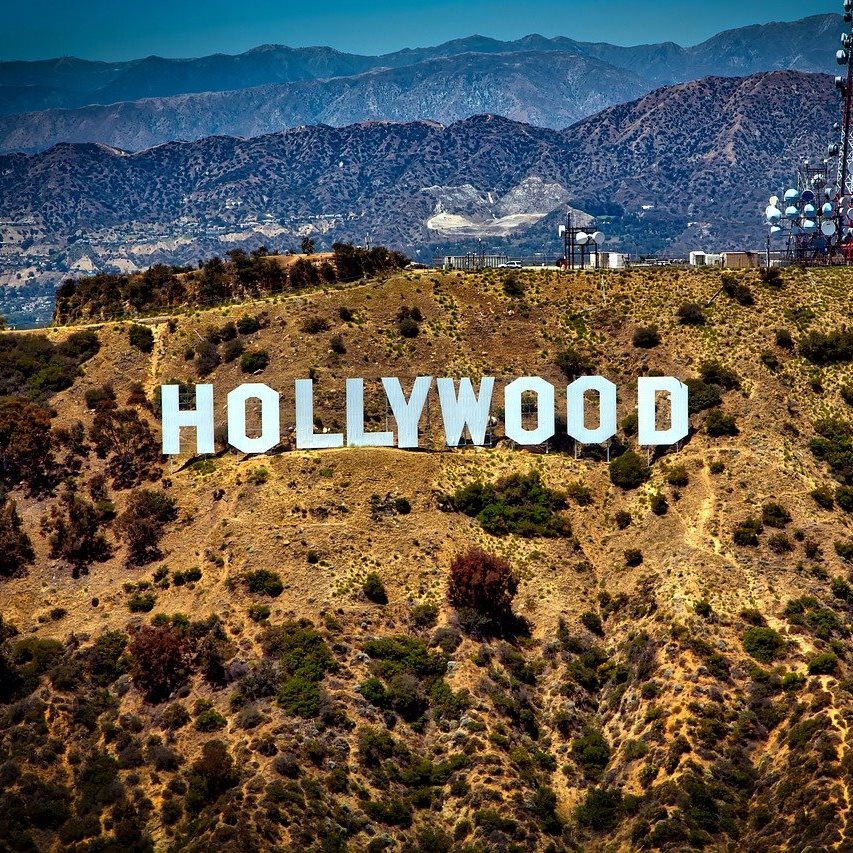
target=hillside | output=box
[0,14,841,127]
[3,266,853,849]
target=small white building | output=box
[597,252,628,269]
[689,251,723,267]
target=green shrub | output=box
[721,274,753,305]
[677,302,705,325]
[666,465,689,487]
[301,316,330,334]
[699,360,740,390]
[686,379,722,413]
[808,651,839,675]
[566,480,593,506]
[575,787,623,831]
[278,675,324,717]
[555,346,595,379]
[812,486,835,509]
[800,329,853,364]
[411,602,439,628]
[694,600,713,619]
[775,328,794,349]
[195,709,227,731]
[650,492,668,515]
[571,728,611,779]
[248,603,271,622]
[364,796,413,827]
[261,620,336,682]
[236,315,261,334]
[502,274,524,297]
[614,509,632,529]
[609,451,650,490]
[363,572,388,604]
[742,626,785,663]
[625,548,643,567]
[128,325,154,353]
[733,518,762,545]
[240,349,269,373]
[358,677,388,707]
[244,569,283,597]
[581,611,604,636]
[128,592,156,613]
[706,410,738,436]
[761,502,791,528]
[450,470,568,537]
[632,326,660,348]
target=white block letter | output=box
[504,377,555,445]
[382,376,432,448]
[567,376,617,444]
[295,379,344,450]
[638,377,689,445]
[437,377,494,446]
[227,383,280,454]
[346,378,394,447]
[161,384,214,455]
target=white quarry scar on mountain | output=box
[421,177,591,236]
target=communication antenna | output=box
[560,210,606,270]
[762,1,853,264]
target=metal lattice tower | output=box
[836,0,853,198]
[763,1,853,264]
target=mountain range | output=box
[0,71,836,294]
[0,14,843,152]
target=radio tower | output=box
[836,0,853,200]
[764,1,853,264]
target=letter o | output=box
[567,376,617,443]
[504,377,555,445]
[227,383,280,453]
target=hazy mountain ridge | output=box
[0,52,651,154]
[0,14,842,152]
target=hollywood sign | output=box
[161,376,689,454]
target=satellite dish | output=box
[803,219,818,233]
[591,231,605,245]
[766,206,782,223]
[802,190,815,204]
[825,187,835,199]
[785,205,799,219]
[770,225,783,235]
[823,202,835,216]
[804,203,816,217]
[822,220,838,236]
[769,195,779,206]
[784,188,800,202]
[575,231,589,245]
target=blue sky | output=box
[3,0,841,61]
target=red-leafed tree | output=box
[0,498,34,578]
[129,625,193,703]
[448,547,518,622]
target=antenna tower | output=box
[763,1,853,264]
